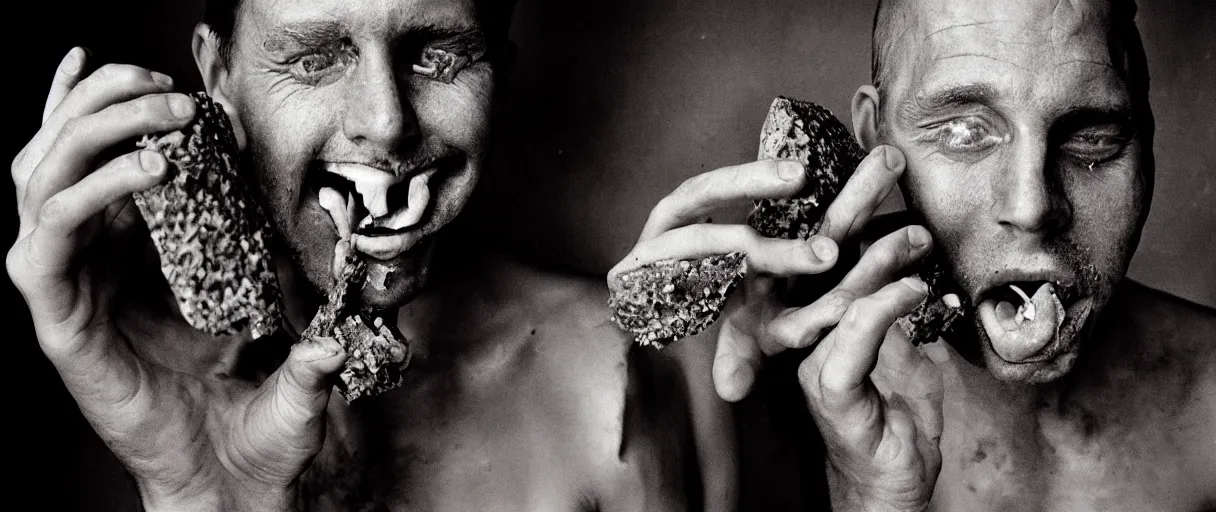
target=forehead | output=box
[238,0,480,36]
[893,0,1127,111]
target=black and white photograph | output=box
[6,0,1214,510]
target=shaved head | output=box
[855,0,1158,382]
[870,0,1151,129]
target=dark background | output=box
[7,0,1214,509]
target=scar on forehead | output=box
[926,20,1009,39]
[935,52,1031,71]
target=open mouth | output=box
[975,279,1094,364]
[306,153,458,263]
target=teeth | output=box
[324,163,402,219]
[943,293,961,308]
[1009,284,1036,323]
[358,172,432,231]
[318,187,353,239]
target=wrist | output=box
[138,478,299,512]
[825,458,931,512]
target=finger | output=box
[43,47,90,124]
[16,64,176,195]
[818,145,905,243]
[834,224,932,298]
[766,288,855,349]
[245,336,347,459]
[814,277,928,410]
[30,150,167,246]
[713,312,763,402]
[610,223,838,279]
[764,225,930,350]
[638,159,806,241]
[21,93,196,225]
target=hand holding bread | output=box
[608,96,949,510]
[7,48,344,511]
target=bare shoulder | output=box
[1112,280,1216,385]
[1112,280,1216,490]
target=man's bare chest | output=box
[930,397,1210,511]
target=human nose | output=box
[992,133,1071,235]
[342,55,420,147]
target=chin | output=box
[353,237,437,311]
[962,289,1112,385]
[977,335,1083,384]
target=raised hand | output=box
[611,144,944,510]
[8,47,346,511]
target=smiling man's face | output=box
[872,0,1151,383]
[215,0,497,310]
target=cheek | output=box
[237,84,337,220]
[1061,153,1145,266]
[899,149,993,249]
[412,70,493,155]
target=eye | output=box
[1060,125,1130,164]
[935,117,1004,153]
[291,47,354,85]
[410,32,487,83]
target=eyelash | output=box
[926,116,1005,154]
[290,47,355,85]
[289,39,485,86]
[1060,128,1129,166]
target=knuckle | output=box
[38,196,67,227]
[6,245,27,289]
[820,289,856,316]
[675,172,713,200]
[841,297,877,327]
[11,147,31,183]
[57,116,87,145]
[817,364,850,398]
[797,356,819,394]
[96,63,144,88]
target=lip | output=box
[973,268,1079,304]
[981,294,1094,365]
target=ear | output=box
[192,23,248,151]
[851,85,881,152]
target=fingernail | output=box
[902,276,928,294]
[169,94,195,118]
[152,71,174,88]
[139,151,165,175]
[908,225,931,248]
[811,236,837,261]
[301,337,343,362]
[62,48,83,75]
[778,160,804,181]
[883,145,905,171]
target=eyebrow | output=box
[898,83,999,124]
[263,21,348,53]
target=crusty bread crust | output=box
[134,91,282,339]
[609,96,967,348]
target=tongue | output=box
[979,282,1067,362]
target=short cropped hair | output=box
[203,0,518,64]
[870,0,1148,102]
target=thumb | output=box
[243,335,346,470]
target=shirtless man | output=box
[7,0,733,510]
[614,0,1215,510]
